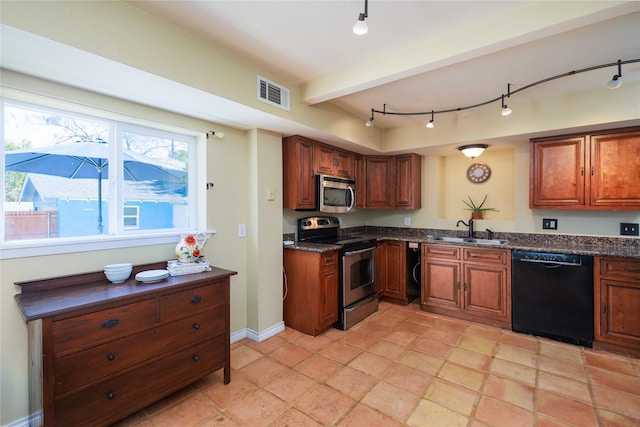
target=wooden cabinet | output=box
[283,135,316,209]
[421,244,511,328]
[365,154,422,209]
[594,256,640,357]
[14,263,236,427]
[377,240,410,304]
[395,154,422,209]
[530,127,640,210]
[353,154,365,209]
[365,156,393,208]
[283,249,339,336]
[314,143,353,178]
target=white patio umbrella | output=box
[5,141,186,234]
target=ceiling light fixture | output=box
[206,131,224,140]
[363,58,638,127]
[607,59,622,89]
[458,144,489,159]
[365,109,374,127]
[426,111,434,128]
[353,0,369,35]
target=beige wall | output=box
[1,1,639,425]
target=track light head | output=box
[353,0,369,35]
[365,117,374,127]
[426,111,435,128]
[206,131,224,139]
[608,59,623,89]
[501,95,512,116]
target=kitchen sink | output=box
[434,236,466,242]
[434,236,507,245]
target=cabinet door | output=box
[320,254,339,330]
[314,143,336,176]
[366,156,393,208]
[463,263,509,321]
[353,154,366,208]
[596,278,640,348]
[336,150,354,178]
[395,154,421,209]
[283,136,316,209]
[380,241,407,301]
[590,130,640,208]
[530,137,586,208]
[422,259,461,309]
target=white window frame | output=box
[123,205,140,230]
[1,99,202,260]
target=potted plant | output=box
[463,195,499,219]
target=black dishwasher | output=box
[512,251,594,347]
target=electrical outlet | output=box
[238,223,246,237]
[542,218,557,230]
[404,216,411,226]
[620,222,639,236]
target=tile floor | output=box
[115,301,640,426]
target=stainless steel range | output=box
[298,216,378,330]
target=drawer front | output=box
[424,244,461,260]
[463,248,508,265]
[600,258,640,279]
[54,306,225,396]
[54,335,225,427]
[159,283,225,322]
[322,251,337,269]
[53,299,157,354]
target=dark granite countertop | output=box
[283,227,640,259]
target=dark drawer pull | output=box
[624,267,640,272]
[101,318,120,329]
[193,323,201,330]
[107,353,116,361]
[190,295,202,304]
[193,354,200,362]
[106,391,116,400]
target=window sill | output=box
[0,230,216,260]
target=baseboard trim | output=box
[230,321,285,343]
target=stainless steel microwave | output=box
[317,174,356,213]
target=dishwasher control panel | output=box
[513,251,585,266]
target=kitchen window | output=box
[2,100,197,257]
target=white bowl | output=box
[104,263,133,271]
[105,270,131,283]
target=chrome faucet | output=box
[456,219,474,238]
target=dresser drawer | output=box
[54,306,225,396]
[160,284,225,322]
[599,258,640,279]
[53,299,157,354]
[54,335,225,427]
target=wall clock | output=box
[467,163,491,183]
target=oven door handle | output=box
[343,247,374,256]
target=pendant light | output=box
[607,59,622,89]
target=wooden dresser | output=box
[14,262,237,427]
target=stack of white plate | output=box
[135,269,169,284]
[104,263,133,284]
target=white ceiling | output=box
[127,1,640,129]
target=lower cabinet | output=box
[421,244,511,328]
[594,256,640,357]
[377,240,410,304]
[283,249,339,336]
[14,265,235,427]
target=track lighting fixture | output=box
[353,0,369,35]
[607,59,622,89]
[364,58,638,127]
[426,111,434,128]
[206,131,224,140]
[365,109,374,127]
[458,144,489,159]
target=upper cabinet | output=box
[314,143,354,178]
[283,135,421,210]
[530,127,640,210]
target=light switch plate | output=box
[238,224,246,237]
[542,218,557,230]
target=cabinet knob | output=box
[193,354,200,362]
[193,323,201,330]
[101,318,120,329]
[106,391,116,400]
[107,353,116,361]
[190,295,202,304]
